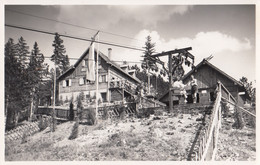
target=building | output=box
[159,59,249,106]
[57,48,141,104]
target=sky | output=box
[4,5,256,84]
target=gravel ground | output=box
[5,113,202,161]
[215,117,256,161]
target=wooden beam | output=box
[185,51,195,60]
[152,47,192,57]
[168,54,173,112]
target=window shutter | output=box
[69,79,72,86]
[99,75,102,83]
[63,80,66,87]
[105,75,108,82]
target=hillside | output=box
[215,117,256,161]
[6,113,201,161]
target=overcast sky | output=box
[4,5,256,83]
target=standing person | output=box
[190,75,198,103]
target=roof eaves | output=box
[182,59,243,87]
[58,47,141,84]
[99,53,141,84]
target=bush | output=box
[31,114,38,122]
[88,108,97,125]
[118,106,126,120]
[38,116,48,131]
[21,131,28,144]
[77,95,84,120]
[232,107,244,129]
[102,106,109,120]
[69,102,74,121]
[51,112,57,132]
[69,118,79,140]
[137,108,154,118]
[154,109,164,116]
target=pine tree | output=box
[27,42,46,120]
[5,38,30,129]
[51,33,70,107]
[240,77,255,103]
[51,33,70,76]
[77,95,83,121]
[5,38,19,129]
[141,35,157,94]
[62,55,70,72]
[17,37,30,69]
[69,102,74,121]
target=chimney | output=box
[108,48,112,59]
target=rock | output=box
[171,151,178,156]
[185,124,192,128]
[180,128,186,132]
[146,121,152,126]
[153,116,161,120]
[169,125,176,130]
[166,132,174,135]
[178,120,182,124]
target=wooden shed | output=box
[159,59,249,106]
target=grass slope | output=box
[215,117,256,161]
[5,113,201,161]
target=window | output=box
[63,79,71,87]
[79,77,90,85]
[101,93,107,102]
[79,77,84,85]
[99,75,107,83]
[82,60,86,67]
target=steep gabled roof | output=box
[182,59,244,87]
[158,59,248,101]
[58,48,141,84]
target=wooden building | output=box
[159,59,249,106]
[58,48,141,104]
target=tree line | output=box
[5,33,70,130]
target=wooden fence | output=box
[36,102,138,120]
[192,80,256,161]
[5,116,52,143]
[5,121,40,142]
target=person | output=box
[179,80,187,101]
[172,78,187,102]
[190,75,198,103]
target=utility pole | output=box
[52,62,56,131]
[152,47,194,112]
[88,31,100,123]
[95,32,100,122]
